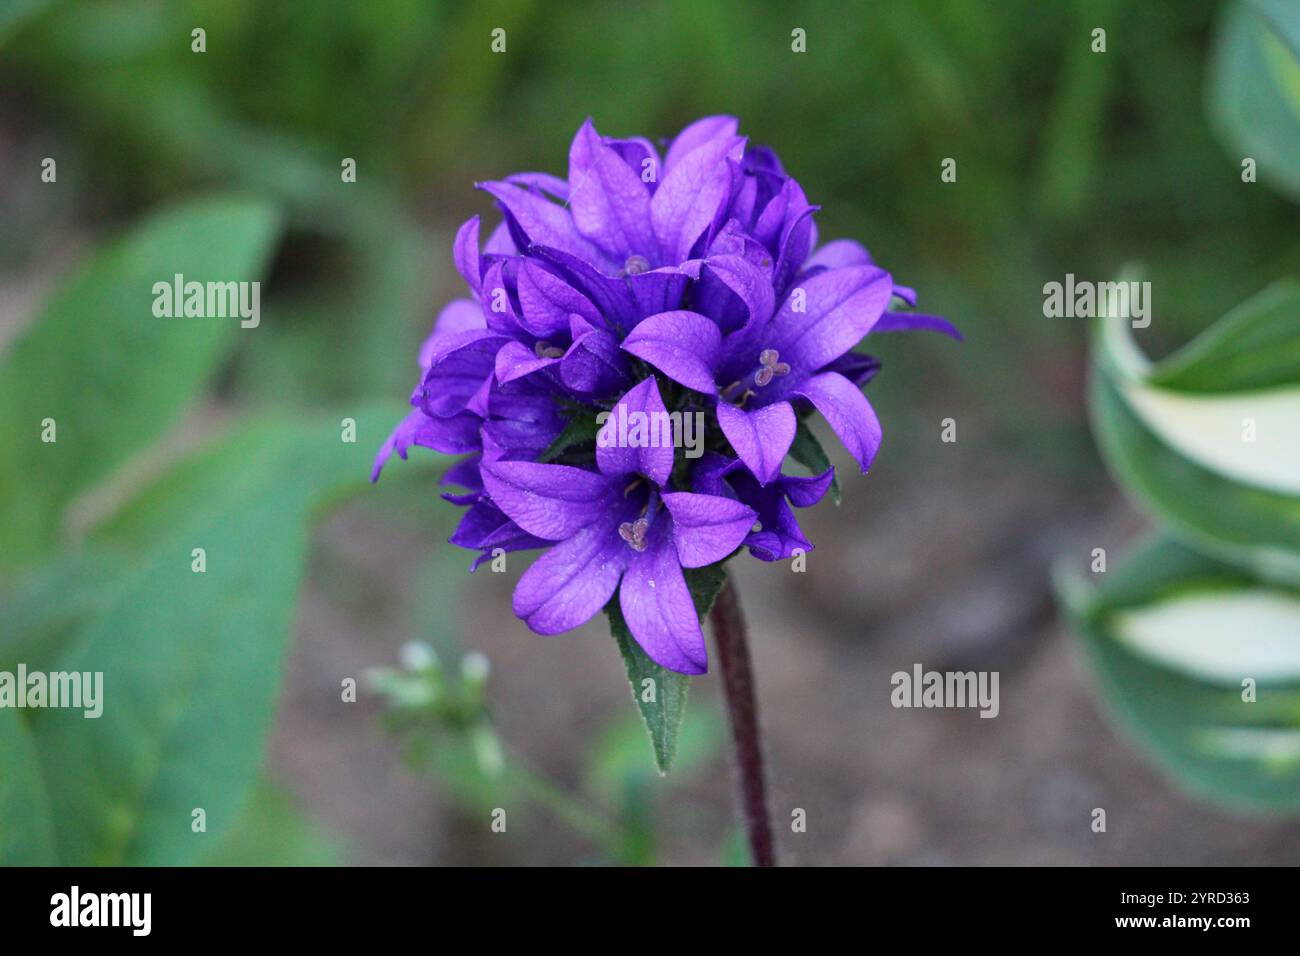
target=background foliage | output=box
[1,0,1297,864]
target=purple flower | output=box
[480,379,755,674]
[373,115,958,674]
[622,264,898,484]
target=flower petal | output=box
[783,467,835,507]
[494,340,559,384]
[528,245,639,331]
[371,409,480,480]
[664,115,740,173]
[651,133,745,264]
[605,136,662,192]
[619,522,708,674]
[561,325,630,395]
[452,216,483,295]
[663,491,757,568]
[504,171,569,202]
[596,377,674,486]
[695,254,775,336]
[791,371,882,473]
[622,311,722,394]
[441,454,484,494]
[517,259,601,337]
[480,459,615,540]
[804,239,873,272]
[688,451,742,498]
[568,118,657,261]
[772,198,818,295]
[872,311,963,341]
[481,378,567,460]
[451,498,548,563]
[513,515,627,634]
[626,264,696,320]
[716,400,796,486]
[477,180,610,267]
[765,264,894,372]
[824,351,882,388]
[419,334,506,417]
[479,259,524,335]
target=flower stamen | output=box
[618,517,650,552]
[753,348,791,387]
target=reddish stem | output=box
[709,578,776,867]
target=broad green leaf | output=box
[1209,0,1300,202]
[605,564,728,775]
[1148,281,1300,393]
[1114,588,1300,684]
[201,780,343,866]
[20,404,418,865]
[0,196,282,570]
[1095,299,1300,496]
[0,549,131,671]
[1090,308,1300,580]
[1061,535,1300,811]
[234,209,434,407]
[0,709,57,864]
[1111,379,1300,496]
[790,419,841,504]
[1090,371,1300,582]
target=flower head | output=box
[375,115,959,674]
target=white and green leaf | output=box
[1090,285,1300,583]
[1061,535,1300,811]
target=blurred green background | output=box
[1,0,1298,865]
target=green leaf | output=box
[1148,281,1300,393]
[1061,535,1300,811]
[200,780,343,866]
[0,196,283,570]
[1090,301,1300,580]
[605,565,728,775]
[539,409,602,463]
[607,603,691,776]
[790,419,841,504]
[0,710,57,864]
[1090,369,1300,583]
[1209,0,1300,202]
[19,404,418,865]
[685,562,729,619]
[0,549,131,671]
[587,707,723,795]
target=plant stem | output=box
[709,577,776,867]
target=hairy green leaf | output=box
[606,565,728,774]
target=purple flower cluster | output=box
[374,116,958,675]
